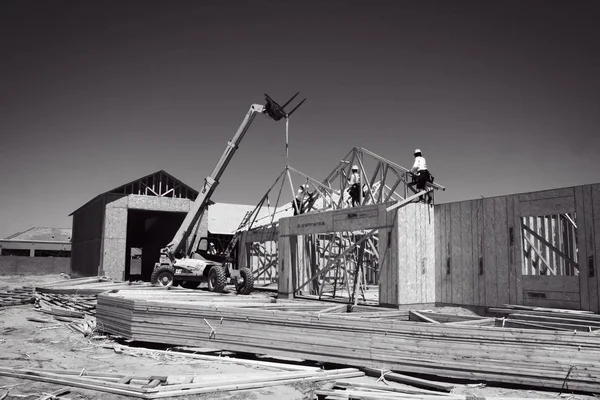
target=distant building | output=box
[69,170,206,281]
[0,227,71,275]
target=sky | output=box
[1,0,599,238]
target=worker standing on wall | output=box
[410,149,432,203]
[293,184,314,215]
[347,165,361,207]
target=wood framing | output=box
[435,183,600,312]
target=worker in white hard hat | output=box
[410,149,432,203]
[207,242,217,255]
[293,184,314,215]
[347,165,361,207]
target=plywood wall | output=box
[380,202,435,307]
[71,195,107,277]
[435,183,600,311]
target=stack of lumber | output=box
[35,276,160,295]
[409,310,496,326]
[97,291,600,393]
[489,304,600,331]
[0,366,362,398]
[316,381,555,400]
[0,287,36,307]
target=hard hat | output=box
[351,165,358,171]
[414,149,421,155]
[209,242,215,246]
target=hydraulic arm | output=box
[160,93,306,264]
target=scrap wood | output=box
[101,344,319,371]
[0,366,361,399]
[38,308,85,319]
[26,316,54,324]
[409,310,440,324]
[447,317,497,326]
[362,368,454,392]
[39,387,70,400]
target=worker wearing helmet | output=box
[347,165,361,207]
[207,242,217,255]
[293,184,314,215]
[410,149,432,203]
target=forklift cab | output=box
[197,237,235,265]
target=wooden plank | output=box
[483,198,497,307]
[507,196,516,304]
[522,275,580,292]
[440,204,448,304]
[523,297,581,310]
[409,310,440,324]
[450,202,461,305]
[378,207,393,305]
[575,186,589,311]
[519,196,576,218]
[397,205,411,304]
[582,185,595,311]
[592,184,600,313]
[425,204,435,303]
[444,203,452,304]
[475,199,484,306]
[362,367,454,392]
[434,205,442,304]
[460,201,473,305]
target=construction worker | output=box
[207,242,217,255]
[410,149,432,203]
[293,184,314,215]
[347,165,361,207]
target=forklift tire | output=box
[207,265,226,293]
[235,267,254,295]
[151,265,175,287]
[181,281,201,289]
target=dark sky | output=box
[1,0,599,238]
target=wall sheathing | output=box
[435,183,600,312]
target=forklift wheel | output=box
[235,267,254,295]
[207,265,226,293]
[151,265,175,287]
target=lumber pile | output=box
[0,287,36,307]
[489,304,600,332]
[0,366,362,399]
[409,310,495,326]
[316,380,556,400]
[97,291,600,393]
[35,276,160,295]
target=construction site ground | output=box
[0,274,595,400]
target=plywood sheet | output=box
[459,201,473,305]
[483,198,497,307]
[450,202,462,304]
[590,184,600,312]
[434,205,442,304]
[519,196,576,216]
[522,275,580,292]
[494,197,510,305]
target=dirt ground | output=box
[0,274,596,400]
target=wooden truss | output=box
[235,148,444,304]
[110,170,198,200]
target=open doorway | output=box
[125,210,186,281]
